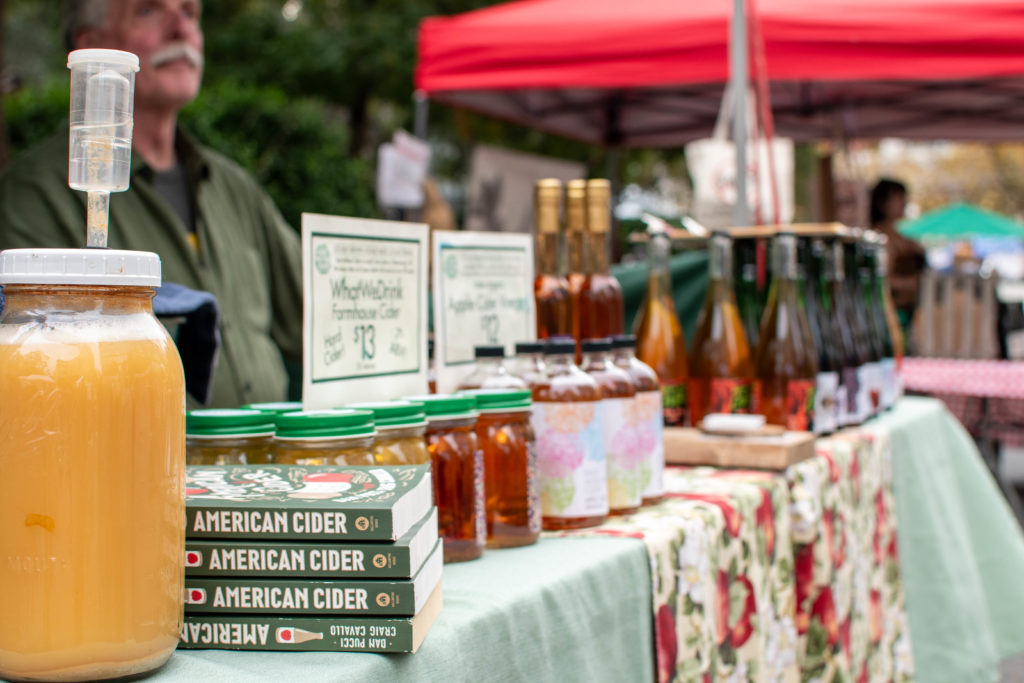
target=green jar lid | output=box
[275,409,375,440]
[345,400,427,429]
[458,389,532,413]
[187,409,275,437]
[401,394,477,420]
[241,401,304,415]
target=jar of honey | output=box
[534,337,608,530]
[186,409,276,465]
[404,394,484,562]
[460,389,539,548]
[0,248,184,682]
[274,410,376,466]
[611,334,665,506]
[346,400,430,465]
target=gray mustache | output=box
[149,43,204,69]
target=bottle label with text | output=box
[709,378,752,414]
[813,371,839,434]
[661,380,688,427]
[785,379,816,432]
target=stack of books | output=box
[178,464,441,654]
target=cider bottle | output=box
[566,179,587,342]
[0,248,185,682]
[508,340,547,389]
[828,239,867,426]
[734,237,763,349]
[533,179,573,339]
[533,338,608,530]
[578,179,625,344]
[461,389,539,548]
[843,235,881,419]
[804,237,842,435]
[688,231,755,425]
[633,228,689,427]
[753,233,818,430]
[864,236,897,410]
[456,345,527,391]
[611,334,664,506]
[875,237,906,401]
[581,338,640,516]
[404,394,484,562]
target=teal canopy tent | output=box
[899,203,1024,241]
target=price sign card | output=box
[432,230,535,394]
[302,214,429,408]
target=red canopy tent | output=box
[415,0,1024,147]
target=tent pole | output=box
[730,0,750,226]
[414,90,429,140]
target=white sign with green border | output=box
[302,214,429,408]
[432,230,535,394]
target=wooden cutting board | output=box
[663,426,815,469]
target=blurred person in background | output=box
[870,178,927,327]
[0,0,302,408]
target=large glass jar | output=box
[0,249,185,682]
[274,410,376,466]
[461,389,539,549]
[186,409,276,465]
[404,394,484,563]
[347,400,430,466]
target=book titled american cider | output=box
[184,539,442,616]
[185,465,431,541]
[185,507,438,579]
[180,584,442,654]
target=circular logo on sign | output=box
[373,554,388,569]
[315,244,331,275]
[376,593,391,607]
[444,253,458,279]
[355,516,370,531]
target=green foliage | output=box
[4,78,67,155]
[180,80,375,227]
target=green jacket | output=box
[0,127,303,408]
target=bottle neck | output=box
[536,231,561,276]
[772,234,798,281]
[584,230,611,275]
[581,351,609,370]
[546,352,576,373]
[708,233,734,283]
[648,233,672,298]
[611,346,634,364]
[0,284,155,316]
[830,241,845,283]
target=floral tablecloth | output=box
[549,424,914,682]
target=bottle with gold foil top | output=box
[578,179,625,344]
[533,337,608,530]
[611,334,664,505]
[633,226,688,426]
[186,409,276,465]
[581,338,640,515]
[460,389,539,549]
[753,233,818,430]
[566,180,587,342]
[533,179,573,338]
[688,231,754,425]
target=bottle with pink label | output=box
[611,334,664,506]
[532,338,608,530]
[581,337,641,516]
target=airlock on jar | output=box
[274,409,377,466]
[186,409,276,465]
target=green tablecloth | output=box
[871,397,1024,683]
[153,537,654,682]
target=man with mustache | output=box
[0,0,302,409]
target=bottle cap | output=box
[581,337,613,353]
[0,248,161,287]
[610,334,637,349]
[401,394,477,421]
[242,401,303,416]
[187,409,275,438]
[515,341,545,354]
[474,345,505,358]
[458,389,532,413]
[345,400,426,429]
[544,338,577,355]
[274,409,375,440]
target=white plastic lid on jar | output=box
[67,49,140,72]
[0,248,161,287]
